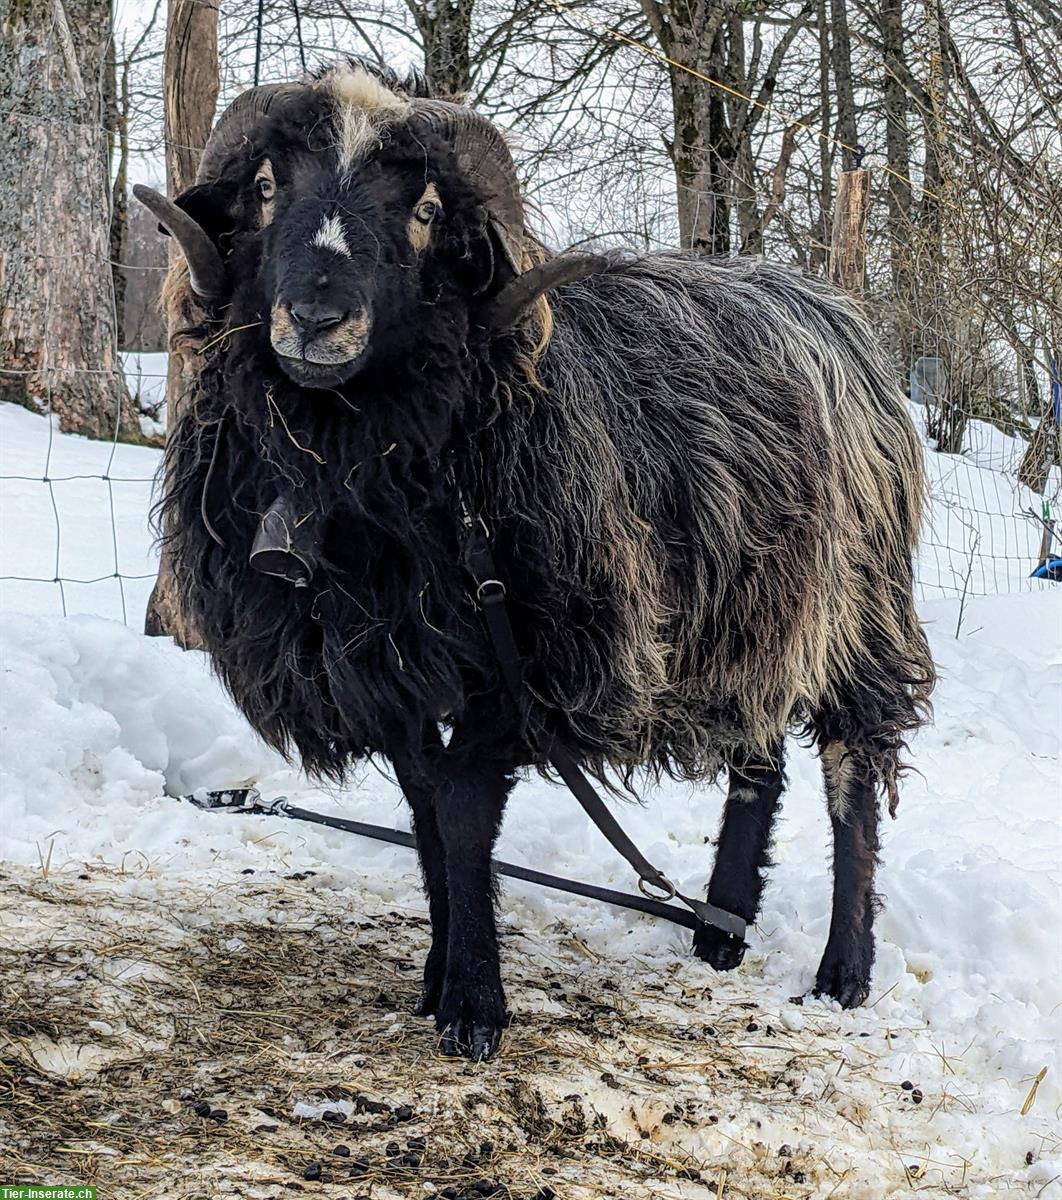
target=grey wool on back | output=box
[475,254,933,797]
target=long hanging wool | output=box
[157,59,935,803]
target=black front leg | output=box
[392,733,450,1018]
[432,734,517,1061]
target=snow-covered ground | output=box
[122,349,169,440]
[0,390,1059,1197]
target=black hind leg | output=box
[693,746,785,970]
[814,743,880,1008]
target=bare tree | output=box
[637,0,813,254]
[0,0,138,438]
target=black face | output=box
[259,146,455,389]
[176,93,505,391]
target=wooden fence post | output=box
[830,168,872,295]
[144,0,219,645]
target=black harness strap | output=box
[466,524,747,942]
[197,501,746,940]
[187,790,704,932]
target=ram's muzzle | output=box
[269,301,372,387]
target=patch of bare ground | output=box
[0,865,998,1198]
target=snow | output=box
[908,402,1060,599]
[121,350,168,411]
[121,350,169,439]
[1,387,1060,1197]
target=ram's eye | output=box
[256,175,276,202]
[408,184,442,251]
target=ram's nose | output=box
[289,302,347,339]
[270,297,371,382]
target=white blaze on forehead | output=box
[319,62,411,169]
[311,214,351,257]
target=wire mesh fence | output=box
[907,350,1060,603]
[1,27,1058,630]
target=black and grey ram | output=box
[138,59,935,1061]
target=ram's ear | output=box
[165,181,238,247]
[465,216,519,299]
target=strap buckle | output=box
[183,786,261,812]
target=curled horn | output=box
[132,84,302,302]
[484,254,610,330]
[409,101,608,327]
[132,184,226,302]
[197,82,303,181]
[411,100,526,273]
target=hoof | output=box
[412,987,438,1018]
[813,949,871,1009]
[437,1019,505,1061]
[692,924,747,972]
[434,980,508,1062]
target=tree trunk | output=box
[642,0,732,255]
[829,0,859,169]
[830,168,871,295]
[879,0,912,279]
[670,54,731,254]
[809,0,833,275]
[739,121,803,257]
[919,0,967,454]
[1017,346,1060,494]
[110,60,130,344]
[0,0,137,439]
[878,0,914,374]
[144,0,218,645]
[414,0,475,95]
[164,0,219,192]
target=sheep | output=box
[137,58,935,1062]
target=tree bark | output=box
[642,0,733,255]
[879,0,912,276]
[1017,345,1060,494]
[809,0,833,275]
[918,0,967,454]
[110,54,129,342]
[830,168,871,296]
[413,0,476,96]
[144,0,218,645]
[164,0,219,193]
[0,0,138,439]
[643,0,811,256]
[828,0,859,170]
[878,0,914,372]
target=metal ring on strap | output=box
[638,875,677,902]
[476,578,507,602]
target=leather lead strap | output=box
[466,526,747,942]
[183,788,708,931]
